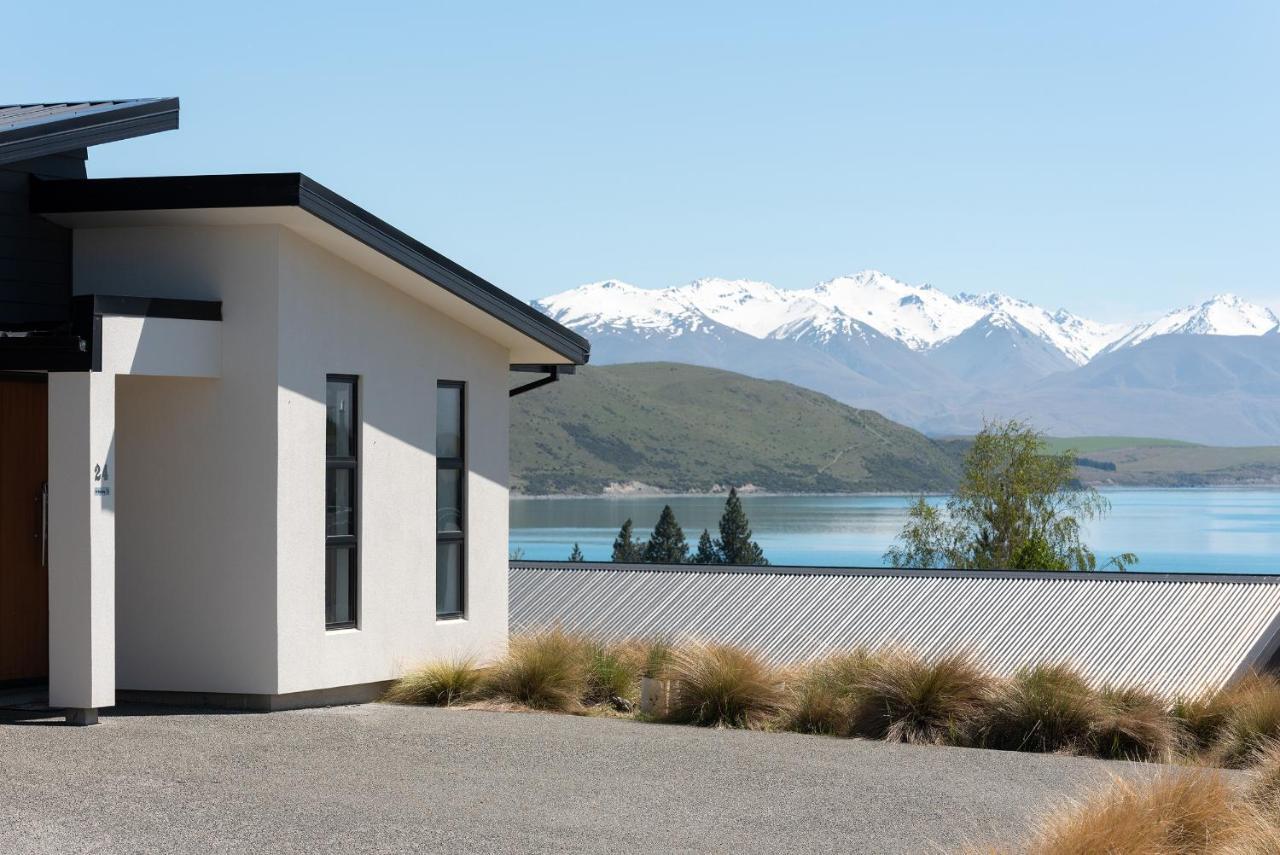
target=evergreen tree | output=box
[611,518,644,562]
[568,543,585,562]
[714,487,767,565]
[693,528,719,564]
[642,505,689,564]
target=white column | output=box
[48,370,116,711]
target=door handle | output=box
[40,481,48,568]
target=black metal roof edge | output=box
[30,172,590,364]
[510,559,1280,585]
[0,98,179,165]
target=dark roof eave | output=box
[30,172,590,364]
[0,98,180,165]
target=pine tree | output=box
[568,543,585,561]
[714,487,767,565]
[642,505,689,564]
[693,528,719,564]
[611,518,644,563]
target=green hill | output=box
[510,362,963,495]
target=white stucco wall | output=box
[69,222,511,697]
[73,226,281,694]
[275,229,510,694]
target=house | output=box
[510,560,1280,699]
[0,100,588,724]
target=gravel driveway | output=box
[0,703,1157,854]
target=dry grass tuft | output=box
[580,639,644,710]
[481,628,589,711]
[1243,739,1280,813]
[1092,685,1178,762]
[980,663,1099,754]
[664,642,782,728]
[1215,678,1280,768]
[849,651,993,746]
[1176,674,1280,755]
[781,650,879,736]
[1018,769,1235,855]
[383,656,482,706]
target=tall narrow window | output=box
[326,376,358,628]
[436,381,465,618]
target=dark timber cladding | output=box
[0,153,83,327]
[32,173,592,365]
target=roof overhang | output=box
[0,99,179,165]
[31,173,590,366]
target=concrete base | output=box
[65,708,99,726]
[116,680,395,712]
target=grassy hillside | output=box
[1041,436,1200,454]
[510,363,963,495]
[1061,443,1280,487]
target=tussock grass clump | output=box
[781,650,879,736]
[1016,770,1236,855]
[481,628,589,711]
[665,643,782,728]
[849,651,993,746]
[580,639,644,710]
[1215,678,1280,768]
[1175,674,1280,754]
[1244,739,1280,814]
[980,663,1099,754]
[383,656,481,706]
[1091,685,1177,762]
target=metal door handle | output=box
[40,481,48,568]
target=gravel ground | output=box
[0,703,1159,854]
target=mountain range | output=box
[534,272,1280,445]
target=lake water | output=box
[510,489,1280,574]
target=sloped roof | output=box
[0,99,178,165]
[33,173,590,365]
[509,561,1280,698]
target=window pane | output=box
[436,541,463,616]
[436,384,462,459]
[327,468,354,537]
[327,380,355,458]
[326,547,355,625]
[436,469,462,534]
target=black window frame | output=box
[326,374,359,630]
[436,381,466,619]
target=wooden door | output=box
[0,376,48,684]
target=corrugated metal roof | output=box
[0,99,178,165]
[510,562,1280,698]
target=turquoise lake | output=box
[510,489,1280,573]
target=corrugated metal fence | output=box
[510,562,1280,698]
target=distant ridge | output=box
[532,273,1280,445]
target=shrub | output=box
[665,643,782,727]
[481,628,589,711]
[849,651,993,746]
[581,640,643,710]
[1216,678,1280,768]
[781,650,879,736]
[1091,685,1177,761]
[1010,770,1235,855]
[1175,674,1280,754]
[383,657,481,706]
[980,663,1099,754]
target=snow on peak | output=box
[533,275,1276,366]
[1104,293,1280,353]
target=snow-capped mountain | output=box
[531,276,1280,444]
[535,270,1129,364]
[1103,294,1280,353]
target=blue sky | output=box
[5,2,1277,320]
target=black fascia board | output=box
[31,172,591,365]
[0,98,180,165]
